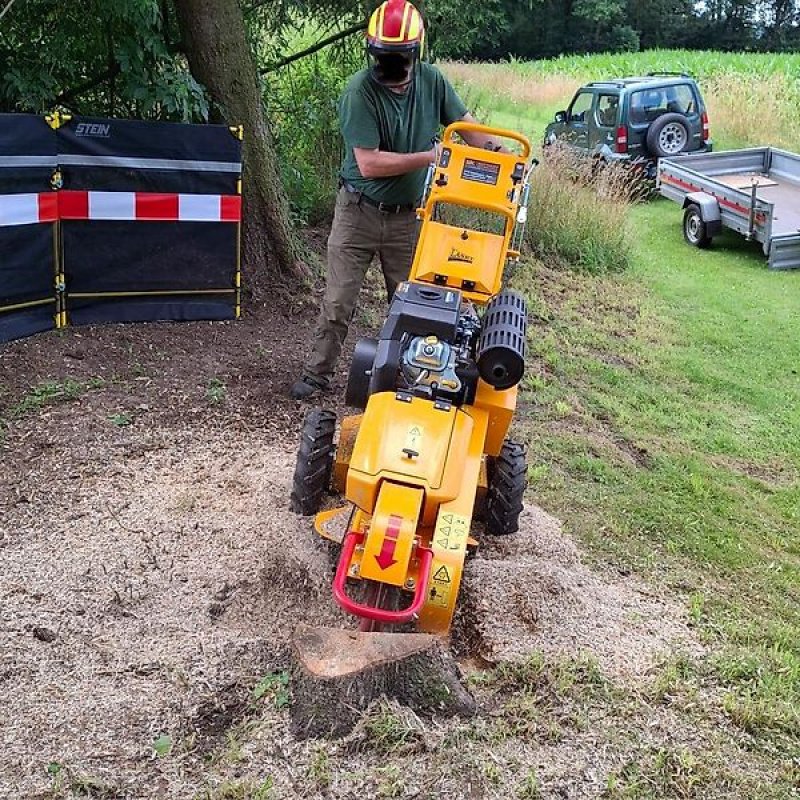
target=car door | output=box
[668,83,704,151]
[563,90,594,151]
[591,93,619,152]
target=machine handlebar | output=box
[443,121,532,158]
[333,530,434,625]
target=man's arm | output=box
[353,146,437,179]
[352,111,511,179]
[457,112,510,152]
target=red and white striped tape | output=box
[0,193,58,226]
[0,191,241,227]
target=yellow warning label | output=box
[428,585,449,608]
[433,565,451,584]
[405,425,423,453]
[420,506,471,633]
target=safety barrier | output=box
[0,113,243,343]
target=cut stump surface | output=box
[290,624,476,738]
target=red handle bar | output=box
[333,530,433,625]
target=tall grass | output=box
[704,73,800,150]
[526,146,634,274]
[445,62,582,113]
[511,49,800,80]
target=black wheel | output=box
[645,113,690,158]
[486,441,527,536]
[290,409,336,516]
[683,204,713,248]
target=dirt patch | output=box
[1,413,700,798]
[0,268,707,798]
[0,426,343,797]
[709,453,799,489]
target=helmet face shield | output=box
[369,46,417,86]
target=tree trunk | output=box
[173,0,307,292]
[290,624,476,738]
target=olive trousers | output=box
[303,187,419,384]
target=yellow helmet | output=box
[367,0,425,57]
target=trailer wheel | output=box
[683,204,713,248]
[290,409,336,516]
[486,441,527,536]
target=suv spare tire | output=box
[646,113,691,158]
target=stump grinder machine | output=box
[291,122,534,635]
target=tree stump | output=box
[290,624,476,738]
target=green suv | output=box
[543,73,712,175]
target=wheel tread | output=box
[290,409,336,516]
[486,440,527,536]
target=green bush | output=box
[264,48,360,224]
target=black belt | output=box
[340,180,416,214]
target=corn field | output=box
[512,49,800,81]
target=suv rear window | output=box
[629,84,696,125]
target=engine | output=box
[345,281,527,410]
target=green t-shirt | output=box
[339,62,468,205]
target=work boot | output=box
[290,374,329,401]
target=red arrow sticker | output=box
[375,514,403,571]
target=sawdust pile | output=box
[1,425,341,798]
[457,504,699,677]
[0,424,697,798]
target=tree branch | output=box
[260,21,365,73]
[55,64,121,105]
[0,0,17,23]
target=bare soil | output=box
[0,285,706,799]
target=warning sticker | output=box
[405,425,423,454]
[428,586,449,608]
[461,158,501,186]
[432,565,451,584]
[434,512,469,552]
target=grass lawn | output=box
[447,55,800,793]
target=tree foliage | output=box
[0,0,207,118]
[2,0,797,118]
[1,0,798,280]
[425,0,800,59]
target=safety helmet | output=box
[367,0,425,57]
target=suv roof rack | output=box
[585,80,626,88]
[646,71,691,78]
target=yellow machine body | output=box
[316,122,532,635]
[336,396,491,634]
[346,392,471,526]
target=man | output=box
[291,0,504,400]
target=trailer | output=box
[657,148,800,270]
